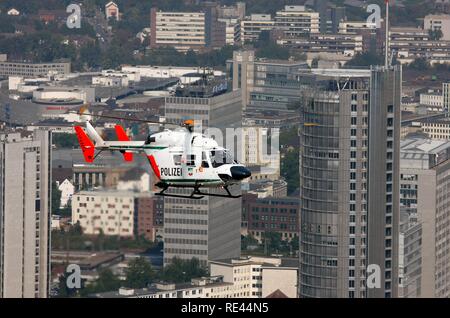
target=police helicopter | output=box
[73,110,251,200]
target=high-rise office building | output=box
[0,129,52,298]
[443,82,450,112]
[298,66,401,298]
[314,0,328,34]
[150,6,226,52]
[240,14,274,43]
[227,50,309,111]
[162,78,242,267]
[367,66,402,298]
[400,137,450,297]
[274,6,320,37]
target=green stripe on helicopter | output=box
[109,146,168,150]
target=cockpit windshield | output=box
[210,149,235,168]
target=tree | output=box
[79,42,102,70]
[290,235,299,253]
[56,272,78,298]
[80,269,122,296]
[162,257,207,283]
[429,29,443,41]
[0,14,15,33]
[346,52,383,67]
[255,31,290,60]
[241,234,260,251]
[53,133,79,148]
[263,232,283,255]
[58,202,72,218]
[70,221,83,236]
[280,126,300,195]
[124,257,156,288]
[408,57,430,71]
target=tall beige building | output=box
[241,125,280,175]
[424,14,450,40]
[150,6,225,52]
[72,191,137,237]
[162,81,242,268]
[0,130,51,298]
[240,14,274,43]
[275,5,320,37]
[400,137,450,297]
[210,256,298,298]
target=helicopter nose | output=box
[230,166,251,181]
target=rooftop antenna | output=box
[385,0,390,68]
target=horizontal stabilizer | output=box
[115,125,133,162]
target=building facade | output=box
[240,14,275,43]
[242,194,299,242]
[274,6,320,37]
[400,137,450,297]
[0,60,71,77]
[162,82,242,267]
[135,195,164,241]
[210,256,298,298]
[227,50,309,110]
[298,66,401,298]
[0,130,51,298]
[424,14,450,41]
[72,191,136,237]
[150,7,225,52]
[105,1,120,21]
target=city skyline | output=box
[1,0,450,302]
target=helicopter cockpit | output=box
[209,149,236,168]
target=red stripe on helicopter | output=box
[115,125,133,162]
[147,155,161,179]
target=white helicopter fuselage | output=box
[97,127,246,188]
[143,129,242,188]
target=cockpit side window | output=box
[210,150,234,168]
[173,154,182,166]
[202,152,209,168]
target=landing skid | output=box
[155,184,241,200]
[155,186,204,199]
[195,186,242,199]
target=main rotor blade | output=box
[68,111,180,127]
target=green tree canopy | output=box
[346,52,383,67]
[162,257,207,283]
[80,268,122,296]
[124,257,156,289]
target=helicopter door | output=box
[201,151,210,169]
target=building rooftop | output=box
[210,256,298,268]
[90,276,232,298]
[76,190,153,197]
[174,76,228,98]
[311,68,371,78]
[425,14,450,20]
[51,251,124,269]
[266,289,289,298]
[401,138,450,153]
[401,137,450,169]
